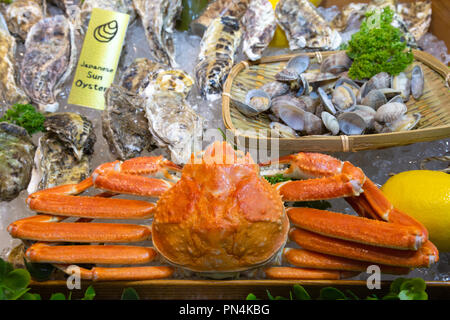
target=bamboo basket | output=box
[222,50,450,152]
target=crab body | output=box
[8,142,438,281]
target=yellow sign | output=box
[68,8,130,110]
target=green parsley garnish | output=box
[0,104,45,135]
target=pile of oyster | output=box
[233,52,425,138]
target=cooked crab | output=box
[8,142,438,280]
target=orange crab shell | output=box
[152,142,289,272]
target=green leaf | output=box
[82,285,96,300]
[24,259,55,282]
[3,269,31,291]
[50,293,67,300]
[20,292,42,300]
[0,259,13,282]
[319,287,348,300]
[345,290,360,300]
[6,288,30,300]
[389,277,407,294]
[400,278,426,293]
[246,293,258,300]
[121,287,140,300]
[266,290,275,300]
[264,174,291,184]
[0,104,45,135]
[292,285,311,300]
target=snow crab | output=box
[8,142,438,281]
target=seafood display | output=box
[20,15,76,112]
[7,142,439,280]
[0,14,28,107]
[190,0,249,36]
[0,122,35,202]
[236,52,426,138]
[195,15,242,100]
[143,69,202,164]
[119,58,166,94]
[241,0,276,61]
[133,0,182,67]
[275,0,341,51]
[5,0,43,41]
[102,85,154,160]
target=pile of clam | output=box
[233,52,425,138]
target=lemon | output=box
[381,170,450,252]
[268,0,322,48]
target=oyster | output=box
[20,15,76,112]
[195,15,242,101]
[396,0,431,42]
[133,0,182,67]
[143,74,203,164]
[44,112,96,161]
[27,133,90,193]
[275,0,341,50]
[0,122,35,202]
[241,0,276,61]
[0,14,28,108]
[190,0,249,36]
[154,69,194,98]
[5,0,43,41]
[102,85,153,160]
[120,58,166,94]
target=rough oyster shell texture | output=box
[195,15,242,101]
[0,122,36,202]
[241,0,276,61]
[102,85,153,160]
[5,0,43,41]
[119,57,166,94]
[275,0,341,50]
[44,112,96,161]
[133,0,182,67]
[396,0,431,42]
[20,15,76,112]
[191,0,249,36]
[27,133,90,193]
[143,75,203,164]
[0,21,28,108]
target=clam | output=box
[411,65,424,99]
[353,105,376,130]
[321,111,339,135]
[391,72,411,102]
[365,72,391,95]
[297,95,320,114]
[303,112,323,135]
[295,74,310,96]
[320,51,352,74]
[356,82,367,104]
[387,95,404,104]
[275,55,310,81]
[378,88,403,100]
[332,85,356,111]
[337,112,367,135]
[271,100,307,131]
[361,89,387,110]
[259,81,290,99]
[375,102,407,124]
[234,89,271,116]
[318,87,337,114]
[387,113,421,132]
[270,122,299,138]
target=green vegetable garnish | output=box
[0,0,13,3]
[247,279,429,300]
[346,7,414,80]
[264,174,291,184]
[0,104,45,135]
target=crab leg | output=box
[26,243,158,265]
[56,265,174,281]
[287,208,425,250]
[8,218,152,243]
[283,248,411,275]
[290,228,439,268]
[265,267,359,280]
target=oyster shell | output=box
[411,65,424,100]
[133,0,181,67]
[120,58,166,94]
[0,15,29,107]
[190,0,249,37]
[102,85,153,160]
[0,122,35,202]
[5,0,43,41]
[275,0,341,50]
[27,133,90,193]
[20,15,76,112]
[195,15,242,101]
[241,0,276,61]
[44,112,96,161]
[396,0,431,42]
[143,78,203,164]
[154,69,194,98]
